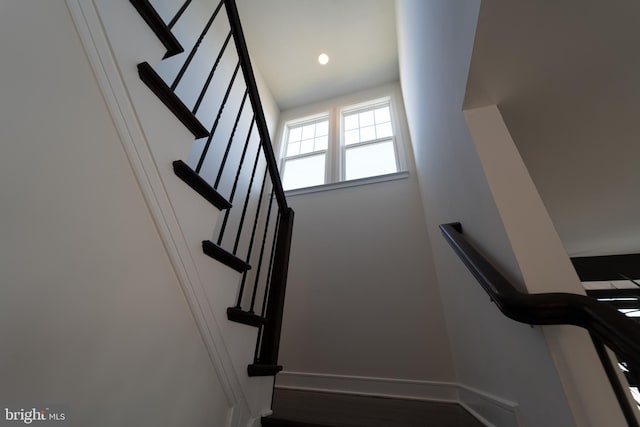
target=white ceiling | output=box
[236,0,398,111]
[465,0,640,255]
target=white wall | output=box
[462,0,640,257]
[503,103,640,257]
[0,1,229,425]
[395,0,588,425]
[465,105,631,426]
[274,84,456,394]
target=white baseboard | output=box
[276,371,459,402]
[275,371,520,427]
[458,384,520,427]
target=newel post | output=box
[258,207,294,365]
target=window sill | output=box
[284,171,410,197]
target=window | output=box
[342,102,398,181]
[281,117,329,191]
[279,96,404,192]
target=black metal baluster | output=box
[170,0,224,90]
[590,334,640,427]
[195,61,240,174]
[192,31,232,115]
[253,326,264,363]
[261,207,281,318]
[230,144,263,310]
[248,189,275,313]
[167,0,193,29]
[253,207,281,362]
[235,169,268,309]
[217,118,255,245]
[214,89,248,188]
[232,142,262,255]
[225,0,288,212]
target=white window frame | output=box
[280,113,331,190]
[339,97,400,182]
[276,86,410,195]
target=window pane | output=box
[288,127,302,142]
[344,114,359,130]
[314,135,328,151]
[286,141,300,157]
[360,125,376,142]
[345,140,397,181]
[359,110,374,127]
[301,124,315,140]
[345,129,359,145]
[300,139,314,154]
[316,121,329,136]
[374,107,390,123]
[376,122,393,139]
[283,154,325,190]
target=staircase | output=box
[69,0,293,424]
[128,0,293,377]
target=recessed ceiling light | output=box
[318,53,329,65]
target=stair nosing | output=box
[227,306,266,327]
[129,0,184,58]
[173,160,231,210]
[248,363,283,377]
[202,240,251,273]
[137,62,209,138]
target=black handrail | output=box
[440,222,640,366]
[440,222,640,425]
[224,0,288,210]
[224,0,292,371]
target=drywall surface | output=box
[466,105,630,426]
[254,66,280,137]
[0,2,230,426]
[278,176,454,383]
[395,0,585,425]
[236,0,399,111]
[274,84,455,390]
[464,0,640,257]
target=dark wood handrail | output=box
[224,0,293,372]
[439,222,640,369]
[224,0,288,210]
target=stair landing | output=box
[263,388,484,427]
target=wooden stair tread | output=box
[129,0,184,58]
[173,160,231,210]
[247,363,282,377]
[202,240,250,273]
[137,62,209,138]
[227,307,266,327]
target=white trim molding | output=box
[275,371,520,427]
[458,384,521,427]
[285,171,409,197]
[276,371,459,403]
